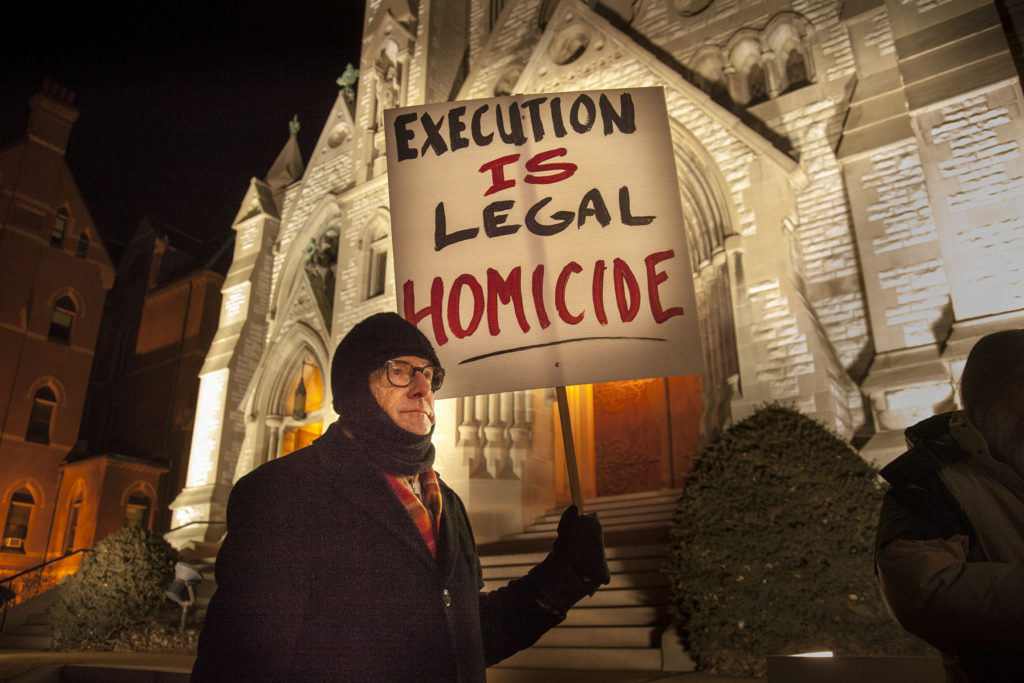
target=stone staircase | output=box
[0,585,59,650]
[480,488,695,672]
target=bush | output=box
[664,404,930,677]
[51,526,178,649]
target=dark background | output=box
[1,0,364,262]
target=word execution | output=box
[393,92,637,161]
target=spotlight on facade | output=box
[166,561,203,633]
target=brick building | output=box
[0,83,116,579]
[167,0,1024,669]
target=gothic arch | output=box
[46,287,85,320]
[765,13,815,93]
[669,120,740,439]
[119,481,158,506]
[270,194,343,336]
[242,322,331,469]
[25,376,66,406]
[2,478,45,511]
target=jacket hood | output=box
[881,412,965,488]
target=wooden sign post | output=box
[555,386,584,512]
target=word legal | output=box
[435,186,655,251]
[403,250,685,346]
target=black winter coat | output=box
[192,422,562,682]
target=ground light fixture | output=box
[165,561,203,633]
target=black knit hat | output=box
[331,312,440,414]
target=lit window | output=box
[48,296,76,344]
[2,489,34,552]
[51,209,69,247]
[124,494,151,529]
[26,387,56,445]
[76,233,90,259]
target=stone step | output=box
[573,586,670,607]
[523,507,677,535]
[538,499,679,521]
[484,570,666,594]
[0,633,53,649]
[498,517,674,543]
[495,645,663,671]
[561,605,664,627]
[536,625,658,648]
[483,569,667,593]
[483,555,664,580]
[557,488,682,510]
[5,623,51,637]
[479,543,666,565]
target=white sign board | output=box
[385,87,704,398]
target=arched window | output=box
[2,489,34,552]
[280,354,325,458]
[51,208,69,247]
[362,217,391,300]
[747,63,768,105]
[784,47,810,92]
[367,240,388,299]
[124,493,151,529]
[48,296,76,344]
[26,386,56,445]
[63,491,83,555]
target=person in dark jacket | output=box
[192,312,610,682]
[875,329,1024,683]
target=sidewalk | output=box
[0,650,764,682]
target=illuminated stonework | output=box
[167,0,1024,551]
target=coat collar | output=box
[312,421,458,575]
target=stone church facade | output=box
[167,0,1024,550]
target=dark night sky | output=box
[1,0,364,263]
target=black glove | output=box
[528,505,611,615]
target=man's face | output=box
[369,355,436,436]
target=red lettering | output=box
[479,154,520,197]
[486,267,530,336]
[532,265,551,329]
[524,147,577,185]
[555,261,584,325]
[612,258,640,322]
[447,274,484,338]
[645,250,684,323]
[592,259,607,325]
[404,278,448,346]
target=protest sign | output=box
[385,87,704,398]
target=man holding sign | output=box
[193,312,610,682]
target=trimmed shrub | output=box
[664,404,929,677]
[51,526,178,649]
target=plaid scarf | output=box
[385,468,443,557]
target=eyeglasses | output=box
[383,359,445,392]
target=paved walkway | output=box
[0,650,764,682]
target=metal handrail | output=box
[1,549,90,632]
[0,548,90,587]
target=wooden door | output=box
[592,376,701,496]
